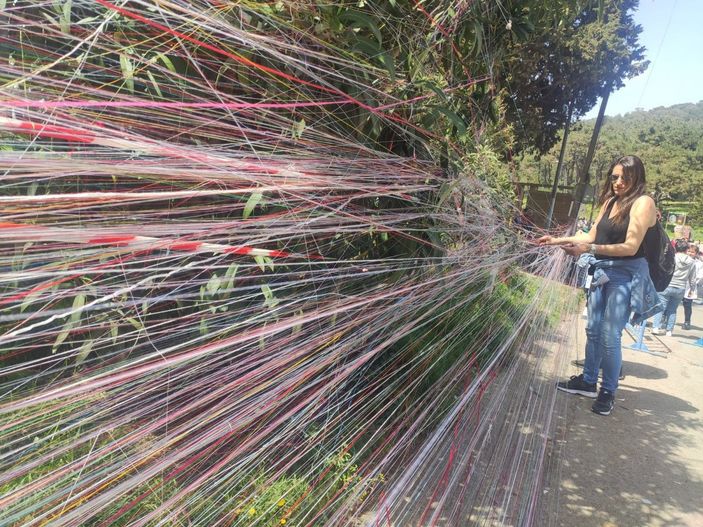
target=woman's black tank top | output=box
[594,198,653,259]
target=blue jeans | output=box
[651,286,686,332]
[584,267,632,392]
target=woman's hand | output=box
[562,242,590,257]
[536,235,573,246]
[536,235,558,246]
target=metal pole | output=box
[571,84,611,220]
[546,100,574,229]
[588,178,599,224]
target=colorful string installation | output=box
[1,2,579,526]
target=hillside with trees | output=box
[516,102,703,209]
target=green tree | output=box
[501,0,647,155]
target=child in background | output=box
[652,240,697,336]
[681,244,703,330]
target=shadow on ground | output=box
[620,360,668,380]
[543,385,703,527]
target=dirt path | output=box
[539,303,703,527]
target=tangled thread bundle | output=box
[0,2,577,525]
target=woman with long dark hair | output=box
[538,155,660,415]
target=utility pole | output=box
[570,83,611,220]
[588,178,599,224]
[546,100,574,229]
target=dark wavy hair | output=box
[598,155,647,224]
[675,239,689,253]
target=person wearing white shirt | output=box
[652,240,697,336]
[681,244,703,330]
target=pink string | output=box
[0,99,351,109]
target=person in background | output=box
[681,244,703,330]
[651,239,697,336]
[537,155,660,416]
[577,217,588,233]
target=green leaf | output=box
[261,285,279,309]
[42,12,59,29]
[146,70,162,97]
[74,340,93,366]
[436,181,456,209]
[126,317,143,331]
[351,35,382,59]
[215,62,231,85]
[418,80,447,102]
[243,190,263,220]
[119,54,134,93]
[155,52,176,73]
[206,273,221,296]
[292,310,303,335]
[472,21,483,55]
[110,321,119,344]
[263,256,274,271]
[60,0,72,34]
[378,51,395,81]
[20,289,43,313]
[69,293,85,323]
[292,118,306,140]
[254,255,267,272]
[0,0,6,11]
[224,263,239,291]
[52,294,84,352]
[340,10,382,44]
[434,105,467,135]
[52,326,73,353]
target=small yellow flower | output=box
[248,508,257,516]
[280,519,287,525]
[234,508,242,515]
[277,499,286,507]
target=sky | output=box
[584,0,703,118]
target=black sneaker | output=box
[556,374,597,398]
[591,388,615,416]
[683,322,691,330]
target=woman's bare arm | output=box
[536,200,608,246]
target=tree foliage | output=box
[500,0,647,154]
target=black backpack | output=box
[642,221,675,292]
